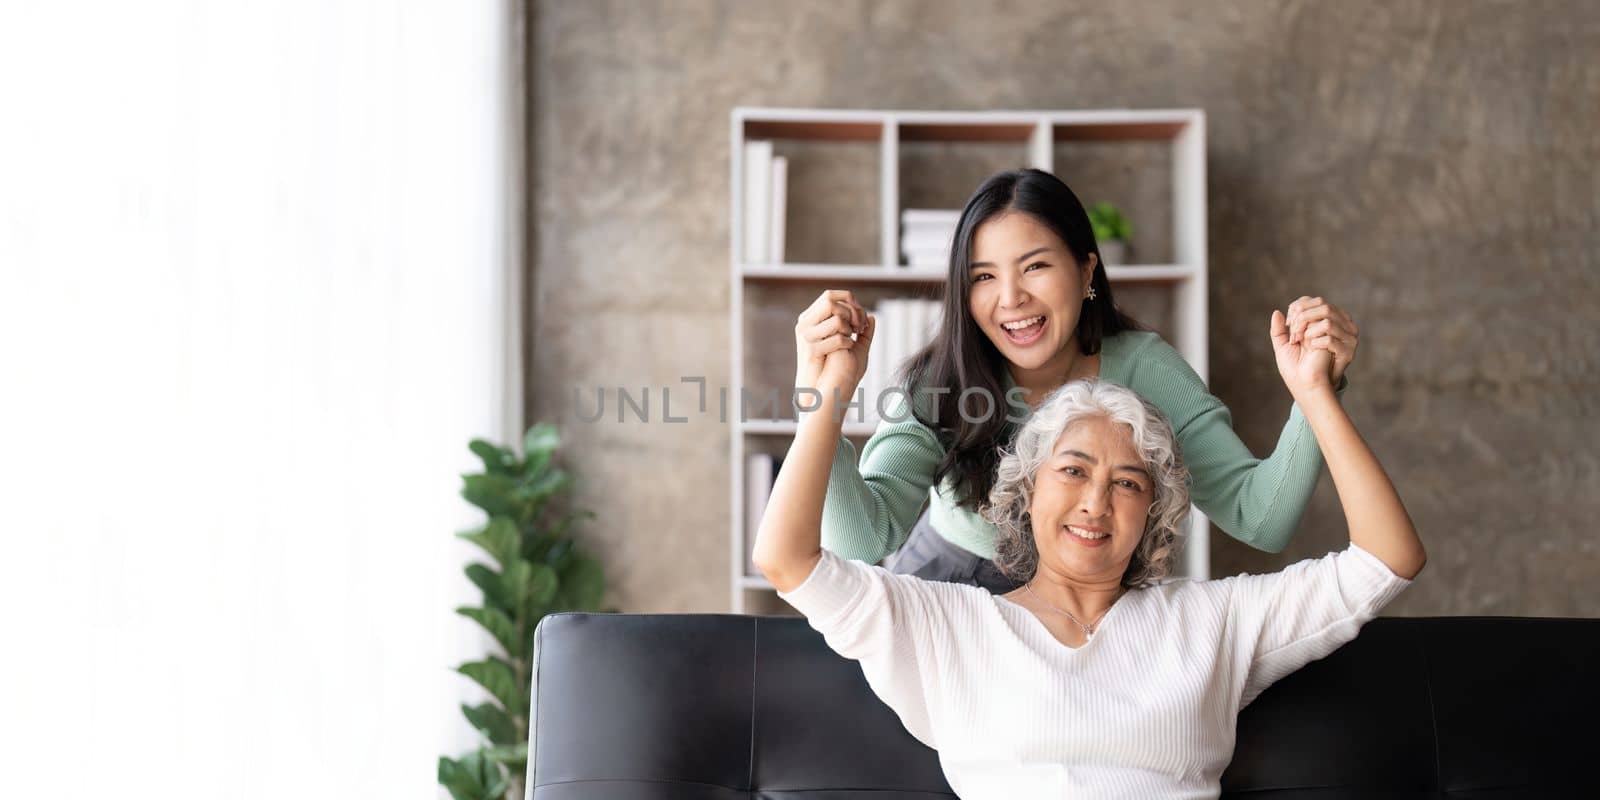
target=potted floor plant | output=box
[438,423,604,800]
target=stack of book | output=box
[859,298,943,425]
[742,141,788,265]
[900,209,960,269]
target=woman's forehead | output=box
[1050,416,1141,462]
[973,211,1061,254]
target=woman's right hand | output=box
[794,289,874,399]
[1269,307,1336,399]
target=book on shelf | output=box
[901,208,962,227]
[903,245,951,269]
[860,297,943,425]
[742,141,790,266]
[768,156,787,265]
[902,249,952,266]
[900,230,953,252]
[744,453,783,575]
[743,141,771,264]
[907,302,928,367]
[900,208,960,269]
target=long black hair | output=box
[901,168,1143,512]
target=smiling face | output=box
[967,211,1096,373]
[1027,414,1154,584]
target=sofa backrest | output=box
[526,614,1598,799]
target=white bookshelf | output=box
[729,107,1210,612]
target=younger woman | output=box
[795,169,1359,589]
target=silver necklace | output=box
[1023,582,1118,638]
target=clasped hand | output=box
[1271,295,1360,398]
[793,290,875,404]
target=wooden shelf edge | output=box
[734,108,1201,143]
[741,264,946,284]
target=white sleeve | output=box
[778,549,943,746]
[1224,543,1412,706]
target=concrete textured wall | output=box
[527,0,1600,616]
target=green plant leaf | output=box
[543,516,589,562]
[458,657,526,715]
[499,560,532,611]
[469,439,518,475]
[458,517,520,567]
[513,469,571,522]
[461,702,518,745]
[522,424,560,477]
[522,531,559,564]
[479,752,509,800]
[540,513,583,550]
[561,554,604,611]
[1087,200,1131,242]
[440,749,509,800]
[485,742,529,776]
[437,756,467,795]
[527,563,559,607]
[462,473,522,518]
[527,468,572,498]
[523,423,560,459]
[523,511,593,565]
[439,753,490,800]
[519,467,584,537]
[456,606,518,656]
[465,563,513,612]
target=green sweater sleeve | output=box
[1123,336,1334,554]
[819,393,945,564]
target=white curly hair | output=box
[981,379,1191,588]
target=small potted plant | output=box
[1087,201,1133,266]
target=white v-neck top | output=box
[779,544,1410,799]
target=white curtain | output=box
[0,2,524,797]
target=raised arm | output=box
[1269,308,1425,578]
[1128,297,1360,554]
[1215,309,1423,706]
[754,292,876,591]
[778,287,940,564]
[752,301,944,746]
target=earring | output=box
[1085,286,1097,301]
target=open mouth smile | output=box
[1000,315,1047,346]
[1064,524,1110,547]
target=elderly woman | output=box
[753,305,1426,798]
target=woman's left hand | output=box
[1283,296,1359,385]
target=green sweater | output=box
[821,330,1332,562]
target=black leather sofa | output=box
[525,613,1597,799]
